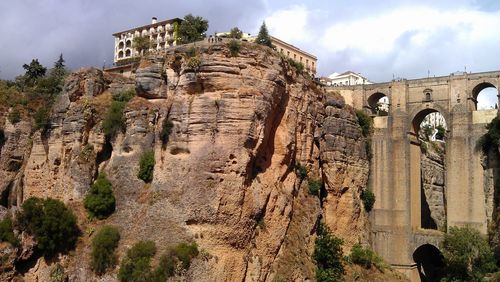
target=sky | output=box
[0,0,499,106]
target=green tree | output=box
[133,36,152,55]
[118,240,156,282]
[360,189,375,212]
[179,14,209,44]
[160,118,173,147]
[0,216,19,246]
[256,22,272,47]
[138,151,155,183]
[16,197,79,257]
[91,225,120,275]
[22,59,47,86]
[441,226,497,281]
[229,27,243,39]
[102,100,127,139]
[51,54,68,81]
[314,222,344,281]
[84,173,116,219]
[355,110,373,137]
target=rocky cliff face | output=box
[0,42,372,281]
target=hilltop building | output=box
[112,17,182,65]
[325,71,373,86]
[270,36,317,77]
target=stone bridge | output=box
[326,71,500,281]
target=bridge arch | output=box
[413,244,445,281]
[472,82,498,110]
[367,92,390,116]
[409,104,449,135]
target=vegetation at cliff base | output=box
[154,242,199,280]
[179,14,209,44]
[314,222,344,281]
[91,225,121,275]
[440,226,496,281]
[0,216,19,246]
[138,150,155,183]
[84,172,116,219]
[349,244,385,270]
[256,21,272,47]
[16,197,79,257]
[118,240,157,282]
[360,189,375,212]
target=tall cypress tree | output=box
[256,21,272,47]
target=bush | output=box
[350,244,384,270]
[16,197,79,256]
[355,110,372,137]
[103,100,127,139]
[153,242,199,280]
[0,217,19,246]
[8,109,21,124]
[441,226,497,281]
[308,178,322,196]
[360,189,375,212]
[170,242,199,269]
[138,151,155,183]
[112,89,136,102]
[91,226,120,275]
[84,173,116,219]
[477,116,500,154]
[314,222,344,281]
[187,56,201,71]
[295,163,307,180]
[287,58,305,74]
[160,118,173,147]
[118,240,156,282]
[34,106,51,132]
[228,39,241,57]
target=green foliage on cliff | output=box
[112,88,136,102]
[308,178,322,196]
[133,36,152,55]
[179,14,209,44]
[228,39,241,57]
[103,100,127,139]
[295,163,307,180]
[84,172,116,219]
[314,222,344,281]
[16,197,79,257]
[160,118,173,147]
[7,109,21,124]
[360,189,375,212]
[154,242,199,280]
[229,27,243,39]
[256,21,272,47]
[138,151,155,183]
[91,225,120,275]
[441,226,497,281]
[287,58,305,74]
[118,240,157,282]
[349,244,385,270]
[477,116,500,154]
[355,110,373,137]
[0,216,19,246]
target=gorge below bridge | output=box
[327,70,500,281]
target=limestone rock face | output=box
[421,142,446,230]
[0,42,372,281]
[0,242,17,281]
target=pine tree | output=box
[256,22,272,47]
[51,54,67,80]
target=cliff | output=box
[0,42,392,281]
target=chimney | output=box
[152,17,158,24]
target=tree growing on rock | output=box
[229,27,243,39]
[133,36,152,55]
[256,21,272,47]
[179,14,209,44]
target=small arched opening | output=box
[118,41,124,49]
[473,82,498,110]
[367,92,389,116]
[410,109,447,231]
[125,49,131,57]
[126,40,132,48]
[413,244,445,282]
[118,51,124,59]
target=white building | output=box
[112,17,182,65]
[326,71,373,86]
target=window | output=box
[287,51,290,57]
[294,54,296,59]
[300,57,303,62]
[280,48,284,53]
[425,92,431,101]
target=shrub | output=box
[160,118,173,147]
[229,27,243,39]
[91,225,120,275]
[360,189,375,212]
[84,173,116,219]
[441,226,496,281]
[8,109,21,124]
[50,263,65,282]
[153,242,199,280]
[170,242,199,269]
[102,100,127,139]
[187,56,201,71]
[287,58,305,74]
[350,244,384,270]
[295,163,307,180]
[228,39,241,57]
[0,217,19,246]
[308,178,322,196]
[112,89,136,102]
[138,151,155,183]
[355,110,372,137]
[118,240,156,282]
[16,197,79,256]
[314,222,344,281]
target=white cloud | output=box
[265,5,309,42]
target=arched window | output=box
[125,49,131,57]
[118,41,124,49]
[425,92,431,101]
[126,40,132,48]
[118,51,124,58]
